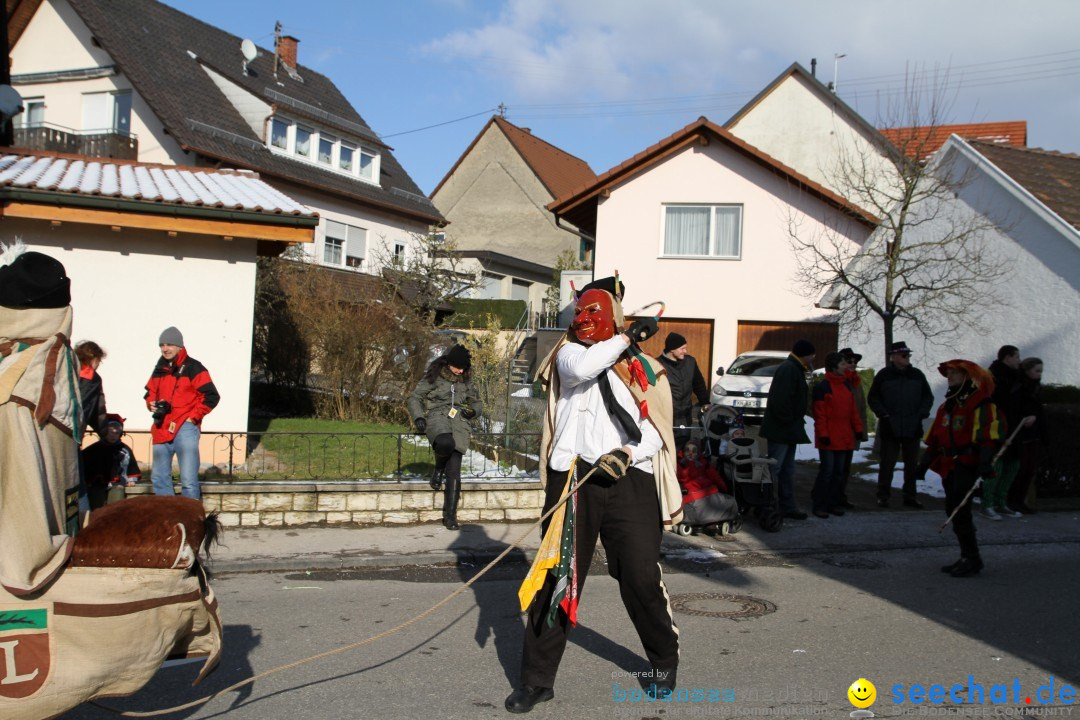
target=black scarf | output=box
[598,369,642,443]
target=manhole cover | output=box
[820,557,885,570]
[669,592,776,619]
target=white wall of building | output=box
[840,146,1080,396]
[728,73,897,210]
[5,220,258,435]
[11,0,190,165]
[593,140,869,371]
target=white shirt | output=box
[548,335,662,473]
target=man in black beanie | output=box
[656,332,709,450]
[760,339,817,521]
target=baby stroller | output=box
[671,435,741,537]
[704,406,783,533]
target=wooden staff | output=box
[938,423,1027,533]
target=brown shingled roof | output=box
[548,116,879,236]
[881,122,1027,161]
[430,116,595,200]
[970,141,1080,231]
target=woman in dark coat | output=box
[407,344,482,530]
[1007,357,1046,514]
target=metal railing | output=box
[109,430,541,483]
[14,123,138,160]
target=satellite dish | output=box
[241,38,257,62]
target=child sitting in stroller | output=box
[675,440,740,535]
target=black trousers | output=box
[943,464,980,558]
[877,432,921,500]
[519,460,679,688]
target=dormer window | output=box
[267,115,379,184]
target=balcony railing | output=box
[13,123,138,160]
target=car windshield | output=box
[728,355,786,377]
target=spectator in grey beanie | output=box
[657,332,709,450]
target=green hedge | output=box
[1036,398,1080,498]
[445,298,527,330]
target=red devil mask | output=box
[572,289,616,345]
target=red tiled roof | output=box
[969,141,1080,231]
[549,116,879,229]
[430,116,595,200]
[881,122,1027,161]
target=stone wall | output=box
[127,480,544,528]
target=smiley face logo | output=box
[848,678,876,708]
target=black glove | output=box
[624,317,659,344]
[819,436,831,447]
[152,400,172,425]
[592,449,630,483]
[414,417,427,434]
[460,406,477,420]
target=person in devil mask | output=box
[505,276,685,713]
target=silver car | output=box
[710,350,790,425]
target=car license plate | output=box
[733,398,760,408]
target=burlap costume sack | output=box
[0,565,221,719]
[1,301,222,718]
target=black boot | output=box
[645,667,678,699]
[940,558,963,574]
[442,473,461,530]
[429,469,444,491]
[950,556,984,578]
[505,685,554,713]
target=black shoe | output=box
[940,558,963,574]
[442,515,460,531]
[876,498,889,508]
[783,509,808,520]
[645,668,677,699]
[429,470,444,491]
[950,556,984,578]
[903,497,924,509]
[505,685,554,713]
[812,509,830,519]
[829,507,846,517]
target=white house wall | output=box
[593,140,869,371]
[11,0,190,165]
[839,152,1080,394]
[6,221,257,436]
[728,74,896,209]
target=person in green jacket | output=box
[408,344,482,530]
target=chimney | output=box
[810,58,817,77]
[276,35,299,68]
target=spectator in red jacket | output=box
[144,327,219,499]
[811,352,864,519]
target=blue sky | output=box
[164,0,1080,195]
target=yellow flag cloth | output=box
[517,469,574,612]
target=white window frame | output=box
[81,90,131,134]
[659,203,743,260]
[16,98,45,127]
[266,114,381,184]
[270,117,290,149]
[322,219,368,269]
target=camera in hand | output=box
[152,400,172,426]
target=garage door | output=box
[624,316,714,373]
[736,320,838,357]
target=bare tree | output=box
[373,230,480,325]
[789,68,1010,364]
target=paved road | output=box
[62,510,1080,720]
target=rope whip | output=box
[937,423,1026,533]
[92,467,600,717]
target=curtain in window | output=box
[664,206,709,255]
[713,206,741,257]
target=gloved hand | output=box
[460,406,477,420]
[592,449,630,483]
[414,417,427,434]
[819,436,831,447]
[624,317,659,344]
